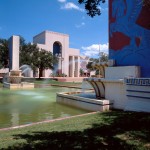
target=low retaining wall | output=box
[53,77,86,82]
[124,78,150,112]
[57,92,113,111]
[3,82,34,89]
[102,79,127,110]
[84,78,127,110]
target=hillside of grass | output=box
[0,111,150,150]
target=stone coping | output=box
[0,112,98,131]
[33,30,69,39]
[3,82,35,89]
[57,92,112,105]
[84,78,124,83]
[84,78,150,86]
[3,82,34,85]
[101,79,124,83]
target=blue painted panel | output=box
[109,0,150,77]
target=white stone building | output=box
[33,30,80,77]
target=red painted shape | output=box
[109,0,116,23]
[136,5,150,30]
[109,32,130,50]
[109,0,130,51]
[135,37,141,47]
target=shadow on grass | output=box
[2,111,150,150]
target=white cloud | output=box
[61,2,84,12]
[58,0,66,3]
[81,43,109,57]
[75,22,85,28]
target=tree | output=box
[89,58,99,63]
[86,54,108,70]
[78,0,150,17]
[20,43,39,71]
[0,38,9,69]
[20,43,57,78]
[19,36,26,47]
[100,52,108,62]
[0,36,26,69]
[80,68,84,76]
[0,36,57,78]
[86,58,98,71]
[78,0,105,17]
[33,49,57,78]
[86,53,108,77]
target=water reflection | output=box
[0,87,90,129]
[11,109,19,127]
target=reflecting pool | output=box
[0,86,90,129]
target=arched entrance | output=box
[53,41,62,56]
[53,41,62,75]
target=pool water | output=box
[0,86,90,129]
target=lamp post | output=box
[99,44,101,64]
[98,44,101,77]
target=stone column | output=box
[69,56,71,77]
[74,57,77,77]
[74,56,79,77]
[77,56,80,77]
[9,35,20,70]
[71,56,75,77]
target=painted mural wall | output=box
[109,0,150,77]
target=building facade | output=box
[33,30,81,77]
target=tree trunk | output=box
[39,68,43,79]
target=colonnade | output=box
[69,56,80,77]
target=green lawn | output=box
[34,79,82,87]
[0,83,3,87]
[0,111,150,150]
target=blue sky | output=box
[0,0,108,58]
